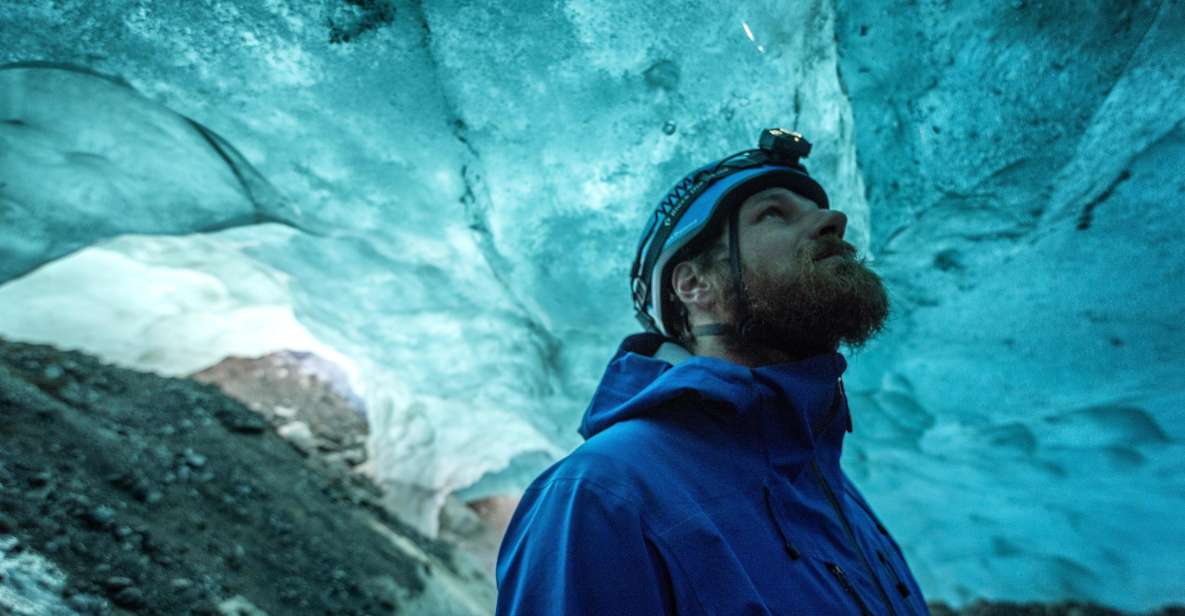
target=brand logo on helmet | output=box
[662,179,707,227]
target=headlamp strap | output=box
[691,323,732,337]
[728,203,752,338]
[688,209,748,341]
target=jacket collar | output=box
[581,334,851,476]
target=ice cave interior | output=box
[1,0,1183,610]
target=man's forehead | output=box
[742,186,821,210]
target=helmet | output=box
[630,128,830,337]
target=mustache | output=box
[810,238,858,261]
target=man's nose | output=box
[811,209,847,239]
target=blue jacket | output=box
[496,334,929,615]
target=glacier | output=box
[1,0,1183,610]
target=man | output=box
[496,129,929,615]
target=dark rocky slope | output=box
[0,339,492,615]
[3,336,1180,615]
[191,352,369,469]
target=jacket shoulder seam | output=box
[527,479,713,615]
[525,475,648,513]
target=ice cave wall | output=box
[1,0,1183,610]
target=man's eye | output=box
[758,208,784,221]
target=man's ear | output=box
[671,261,713,310]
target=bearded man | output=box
[496,130,929,615]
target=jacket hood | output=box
[580,334,851,463]
[501,333,930,616]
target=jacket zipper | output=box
[810,378,845,436]
[877,550,916,605]
[812,462,898,616]
[846,485,919,613]
[826,562,872,616]
[810,379,899,616]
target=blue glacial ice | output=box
[1,0,1183,610]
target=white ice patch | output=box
[0,536,79,616]
[0,229,356,384]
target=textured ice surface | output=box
[0,229,353,377]
[0,63,294,282]
[1,0,1182,609]
[0,536,79,616]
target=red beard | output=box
[728,238,890,360]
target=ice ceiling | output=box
[2,0,1183,609]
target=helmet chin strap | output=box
[691,323,731,337]
[690,206,752,339]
